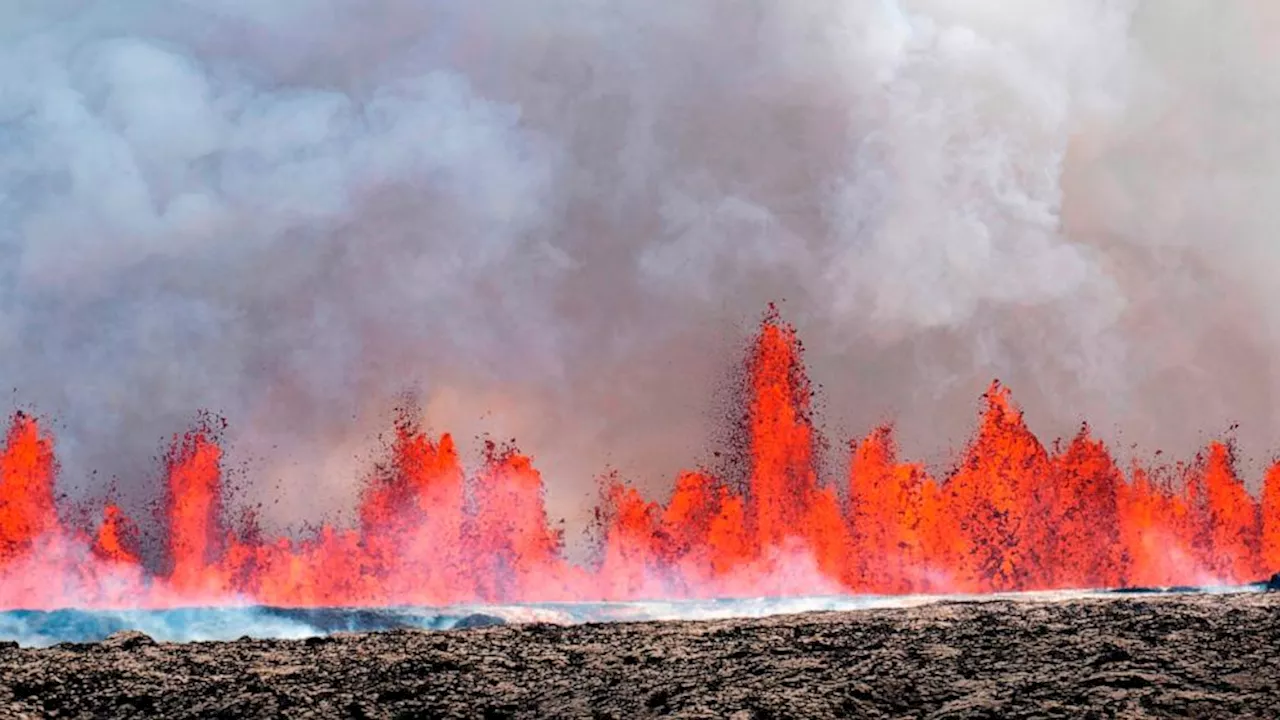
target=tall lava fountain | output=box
[1,308,1278,611]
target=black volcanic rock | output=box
[1268,572,1280,591]
[1,594,1278,719]
[99,631,155,650]
[451,613,506,629]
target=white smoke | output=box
[5,587,1261,647]
[1,0,1276,547]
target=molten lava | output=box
[1,307,1279,610]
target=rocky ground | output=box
[1,593,1277,719]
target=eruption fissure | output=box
[1,309,1278,610]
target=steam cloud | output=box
[2,1,1277,544]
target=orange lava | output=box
[0,307,1277,610]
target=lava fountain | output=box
[2,306,1279,613]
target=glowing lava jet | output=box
[1,307,1279,610]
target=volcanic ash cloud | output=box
[1,1,1278,534]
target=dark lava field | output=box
[1,593,1277,719]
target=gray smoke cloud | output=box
[1,0,1277,541]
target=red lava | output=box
[1,306,1278,610]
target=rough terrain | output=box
[1,593,1277,719]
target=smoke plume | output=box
[2,0,1277,540]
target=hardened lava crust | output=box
[2,593,1279,719]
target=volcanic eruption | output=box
[8,4,1280,717]
[1,306,1277,612]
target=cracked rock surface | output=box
[1,593,1277,719]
